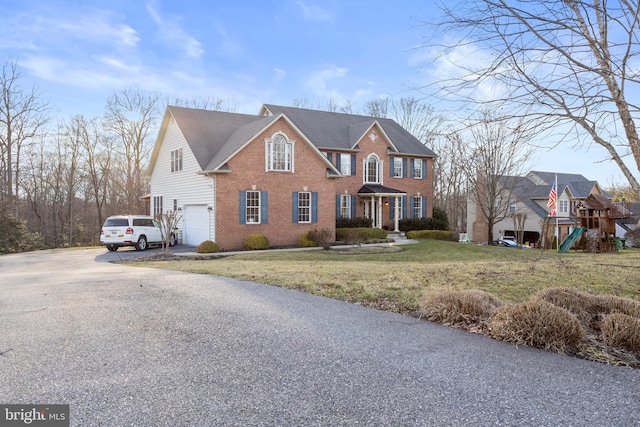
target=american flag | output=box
[547,182,557,217]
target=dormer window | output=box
[364,154,381,184]
[266,133,293,172]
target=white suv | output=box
[100,215,175,251]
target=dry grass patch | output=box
[420,289,503,328]
[488,299,584,353]
[602,313,640,353]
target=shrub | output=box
[307,228,333,250]
[244,234,270,250]
[431,206,450,231]
[336,227,387,242]
[341,229,365,246]
[535,287,605,329]
[420,289,503,327]
[399,218,430,232]
[196,240,220,253]
[406,230,453,240]
[536,288,640,331]
[488,299,584,352]
[336,217,372,228]
[299,232,318,247]
[601,313,640,353]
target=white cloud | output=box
[296,1,334,23]
[146,4,204,59]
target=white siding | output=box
[149,116,216,244]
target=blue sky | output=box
[0,0,626,186]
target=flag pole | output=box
[555,174,559,251]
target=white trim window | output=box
[340,194,351,219]
[153,196,163,217]
[509,201,517,213]
[364,154,381,184]
[413,196,423,219]
[393,157,403,178]
[413,158,423,179]
[559,199,569,215]
[171,148,182,172]
[340,153,351,175]
[297,192,311,223]
[266,133,293,172]
[246,191,261,224]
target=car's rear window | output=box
[104,218,129,227]
[132,219,154,227]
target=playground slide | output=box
[559,227,586,253]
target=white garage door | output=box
[183,205,210,246]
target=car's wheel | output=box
[106,244,118,252]
[169,233,177,247]
[135,236,148,251]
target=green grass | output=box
[132,240,640,315]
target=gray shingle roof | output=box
[167,106,267,170]
[164,104,437,173]
[262,104,436,157]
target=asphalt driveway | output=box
[1,248,639,426]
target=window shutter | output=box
[312,192,318,223]
[261,191,268,224]
[292,192,299,223]
[409,196,414,219]
[336,154,342,171]
[410,160,414,178]
[423,159,428,179]
[336,195,341,219]
[350,195,356,219]
[389,197,395,219]
[239,191,246,224]
[350,154,356,176]
[327,152,333,163]
[403,158,408,178]
[402,196,408,219]
[389,157,395,177]
[422,196,427,218]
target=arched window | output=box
[365,154,380,183]
[266,133,293,171]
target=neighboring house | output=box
[147,104,436,250]
[467,171,612,246]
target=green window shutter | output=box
[336,195,341,218]
[423,159,428,179]
[327,152,333,163]
[292,192,299,223]
[261,191,268,224]
[239,191,246,224]
[312,192,318,223]
[389,157,395,177]
[403,158,408,178]
[336,154,342,171]
[350,154,356,176]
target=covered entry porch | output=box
[357,184,406,232]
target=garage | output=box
[183,205,210,246]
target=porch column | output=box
[370,196,375,227]
[377,196,383,229]
[394,196,400,232]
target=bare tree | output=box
[155,210,181,255]
[0,59,49,212]
[166,96,237,112]
[104,88,160,213]
[431,132,469,234]
[463,112,535,244]
[428,0,640,195]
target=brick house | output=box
[147,104,436,250]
